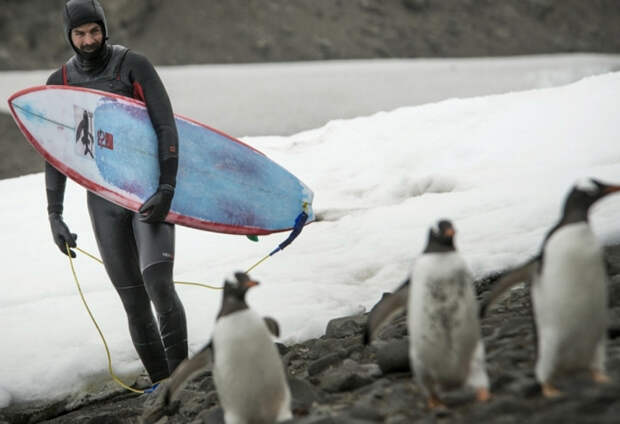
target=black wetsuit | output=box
[46,44,187,383]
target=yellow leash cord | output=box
[245,253,270,274]
[74,246,226,290]
[65,244,273,394]
[66,244,145,394]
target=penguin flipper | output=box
[166,342,214,402]
[479,257,540,318]
[364,277,410,344]
[141,341,214,421]
[263,316,281,337]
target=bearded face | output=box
[70,22,104,56]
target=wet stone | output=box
[505,377,540,398]
[325,315,367,339]
[490,369,521,391]
[320,372,375,393]
[288,377,321,413]
[277,342,291,356]
[319,359,380,393]
[196,406,224,424]
[308,352,343,376]
[376,339,410,375]
[309,338,346,360]
[347,405,384,421]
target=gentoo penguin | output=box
[141,272,292,424]
[366,220,490,408]
[480,178,620,397]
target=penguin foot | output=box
[541,382,562,398]
[427,394,446,409]
[475,387,491,402]
[592,370,612,384]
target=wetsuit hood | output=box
[63,0,109,64]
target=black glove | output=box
[139,184,174,223]
[49,212,78,257]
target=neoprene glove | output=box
[49,212,78,257]
[139,184,174,223]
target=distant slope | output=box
[1,0,619,70]
[0,112,43,179]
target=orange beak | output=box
[245,279,260,288]
[603,184,620,194]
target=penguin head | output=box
[222,272,259,302]
[217,272,260,319]
[563,178,620,219]
[424,219,456,253]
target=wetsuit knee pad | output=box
[132,218,175,272]
[142,261,177,312]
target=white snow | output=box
[1,57,619,407]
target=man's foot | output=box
[132,371,153,390]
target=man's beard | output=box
[77,40,104,60]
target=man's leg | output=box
[87,192,169,382]
[133,217,188,374]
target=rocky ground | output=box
[2,246,620,424]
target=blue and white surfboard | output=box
[8,85,314,235]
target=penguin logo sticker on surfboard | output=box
[73,105,95,159]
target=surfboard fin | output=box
[246,235,259,242]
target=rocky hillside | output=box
[1,0,619,71]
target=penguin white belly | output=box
[533,224,608,380]
[408,253,482,388]
[213,309,291,424]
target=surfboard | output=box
[8,85,314,235]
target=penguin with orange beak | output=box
[480,178,620,397]
[142,272,291,424]
[367,220,490,408]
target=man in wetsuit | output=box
[46,0,187,388]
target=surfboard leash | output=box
[66,243,145,394]
[63,207,310,393]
